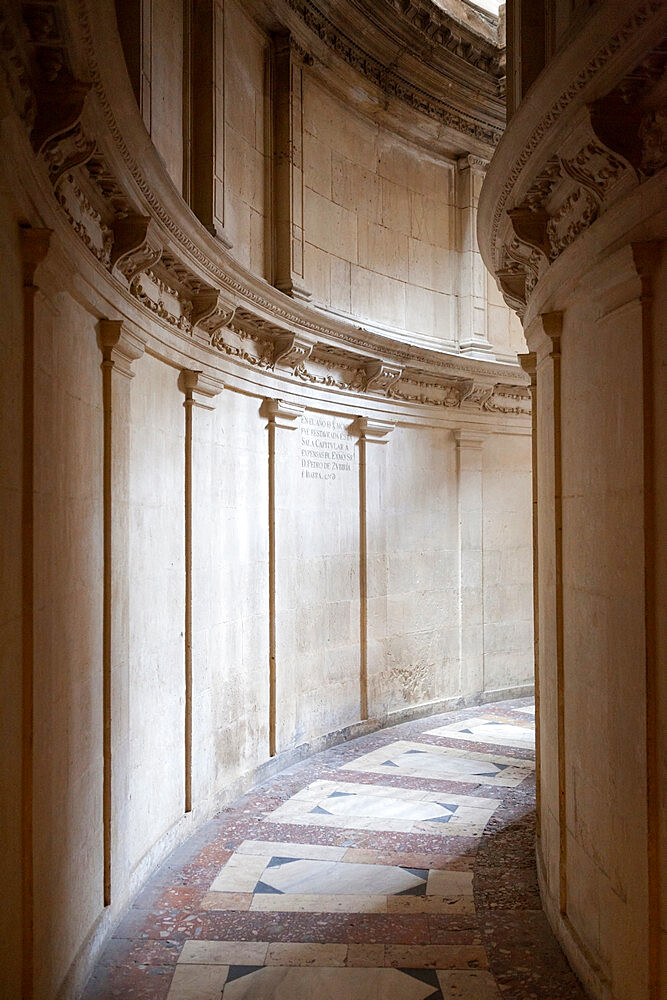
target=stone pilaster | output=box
[456,155,494,359]
[455,429,486,698]
[272,32,311,301]
[262,398,305,754]
[351,417,395,720]
[190,0,232,246]
[97,319,146,906]
[179,370,224,812]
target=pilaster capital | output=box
[178,369,224,409]
[454,428,487,450]
[518,351,537,387]
[98,319,146,378]
[261,397,305,429]
[351,416,395,443]
[457,154,489,172]
[20,226,53,287]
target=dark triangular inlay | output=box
[396,882,428,896]
[437,803,459,813]
[328,790,355,797]
[400,967,442,995]
[225,965,264,983]
[404,749,428,754]
[253,880,284,894]
[381,760,399,767]
[266,856,300,868]
[400,867,429,880]
[428,814,451,824]
[459,728,474,734]
[309,805,333,815]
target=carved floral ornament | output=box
[0,0,529,418]
[488,11,666,316]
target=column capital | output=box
[179,369,224,409]
[518,351,537,386]
[261,397,304,429]
[457,153,489,172]
[351,416,395,443]
[98,319,146,378]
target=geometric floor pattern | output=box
[81,697,588,1000]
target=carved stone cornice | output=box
[478,0,667,317]
[191,291,236,340]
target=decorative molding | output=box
[260,397,305,429]
[178,369,224,409]
[97,318,146,378]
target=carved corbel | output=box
[364,360,403,395]
[97,319,146,378]
[273,333,314,370]
[111,215,162,283]
[464,382,497,409]
[497,264,527,312]
[41,125,96,188]
[191,290,236,340]
[507,207,550,261]
[178,369,224,409]
[31,77,90,154]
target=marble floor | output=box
[82,698,586,1000]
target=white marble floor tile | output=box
[179,941,268,966]
[166,964,228,1000]
[425,718,535,750]
[219,966,444,999]
[235,840,346,862]
[259,857,426,895]
[343,740,532,786]
[265,779,500,837]
[210,854,270,893]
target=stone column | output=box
[262,398,304,755]
[351,417,394,721]
[97,319,146,906]
[179,370,224,812]
[455,430,486,697]
[189,0,232,245]
[271,32,311,301]
[456,155,494,359]
[20,226,53,1000]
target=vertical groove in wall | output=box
[635,245,660,998]
[549,320,567,915]
[268,418,277,756]
[358,434,368,721]
[184,397,193,812]
[101,358,113,907]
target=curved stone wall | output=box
[478,2,667,998]
[0,2,532,998]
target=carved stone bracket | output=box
[178,369,224,409]
[97,319,146,378]
[260,397,305,429]
[31,77,90,154]
[191,290,236,340]
[365,360,403,395]
[273,333,314,370]
[20,225,53,285]
[111,215,162,283]
[351,416,395,443]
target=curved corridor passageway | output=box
[83,700,585,999]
